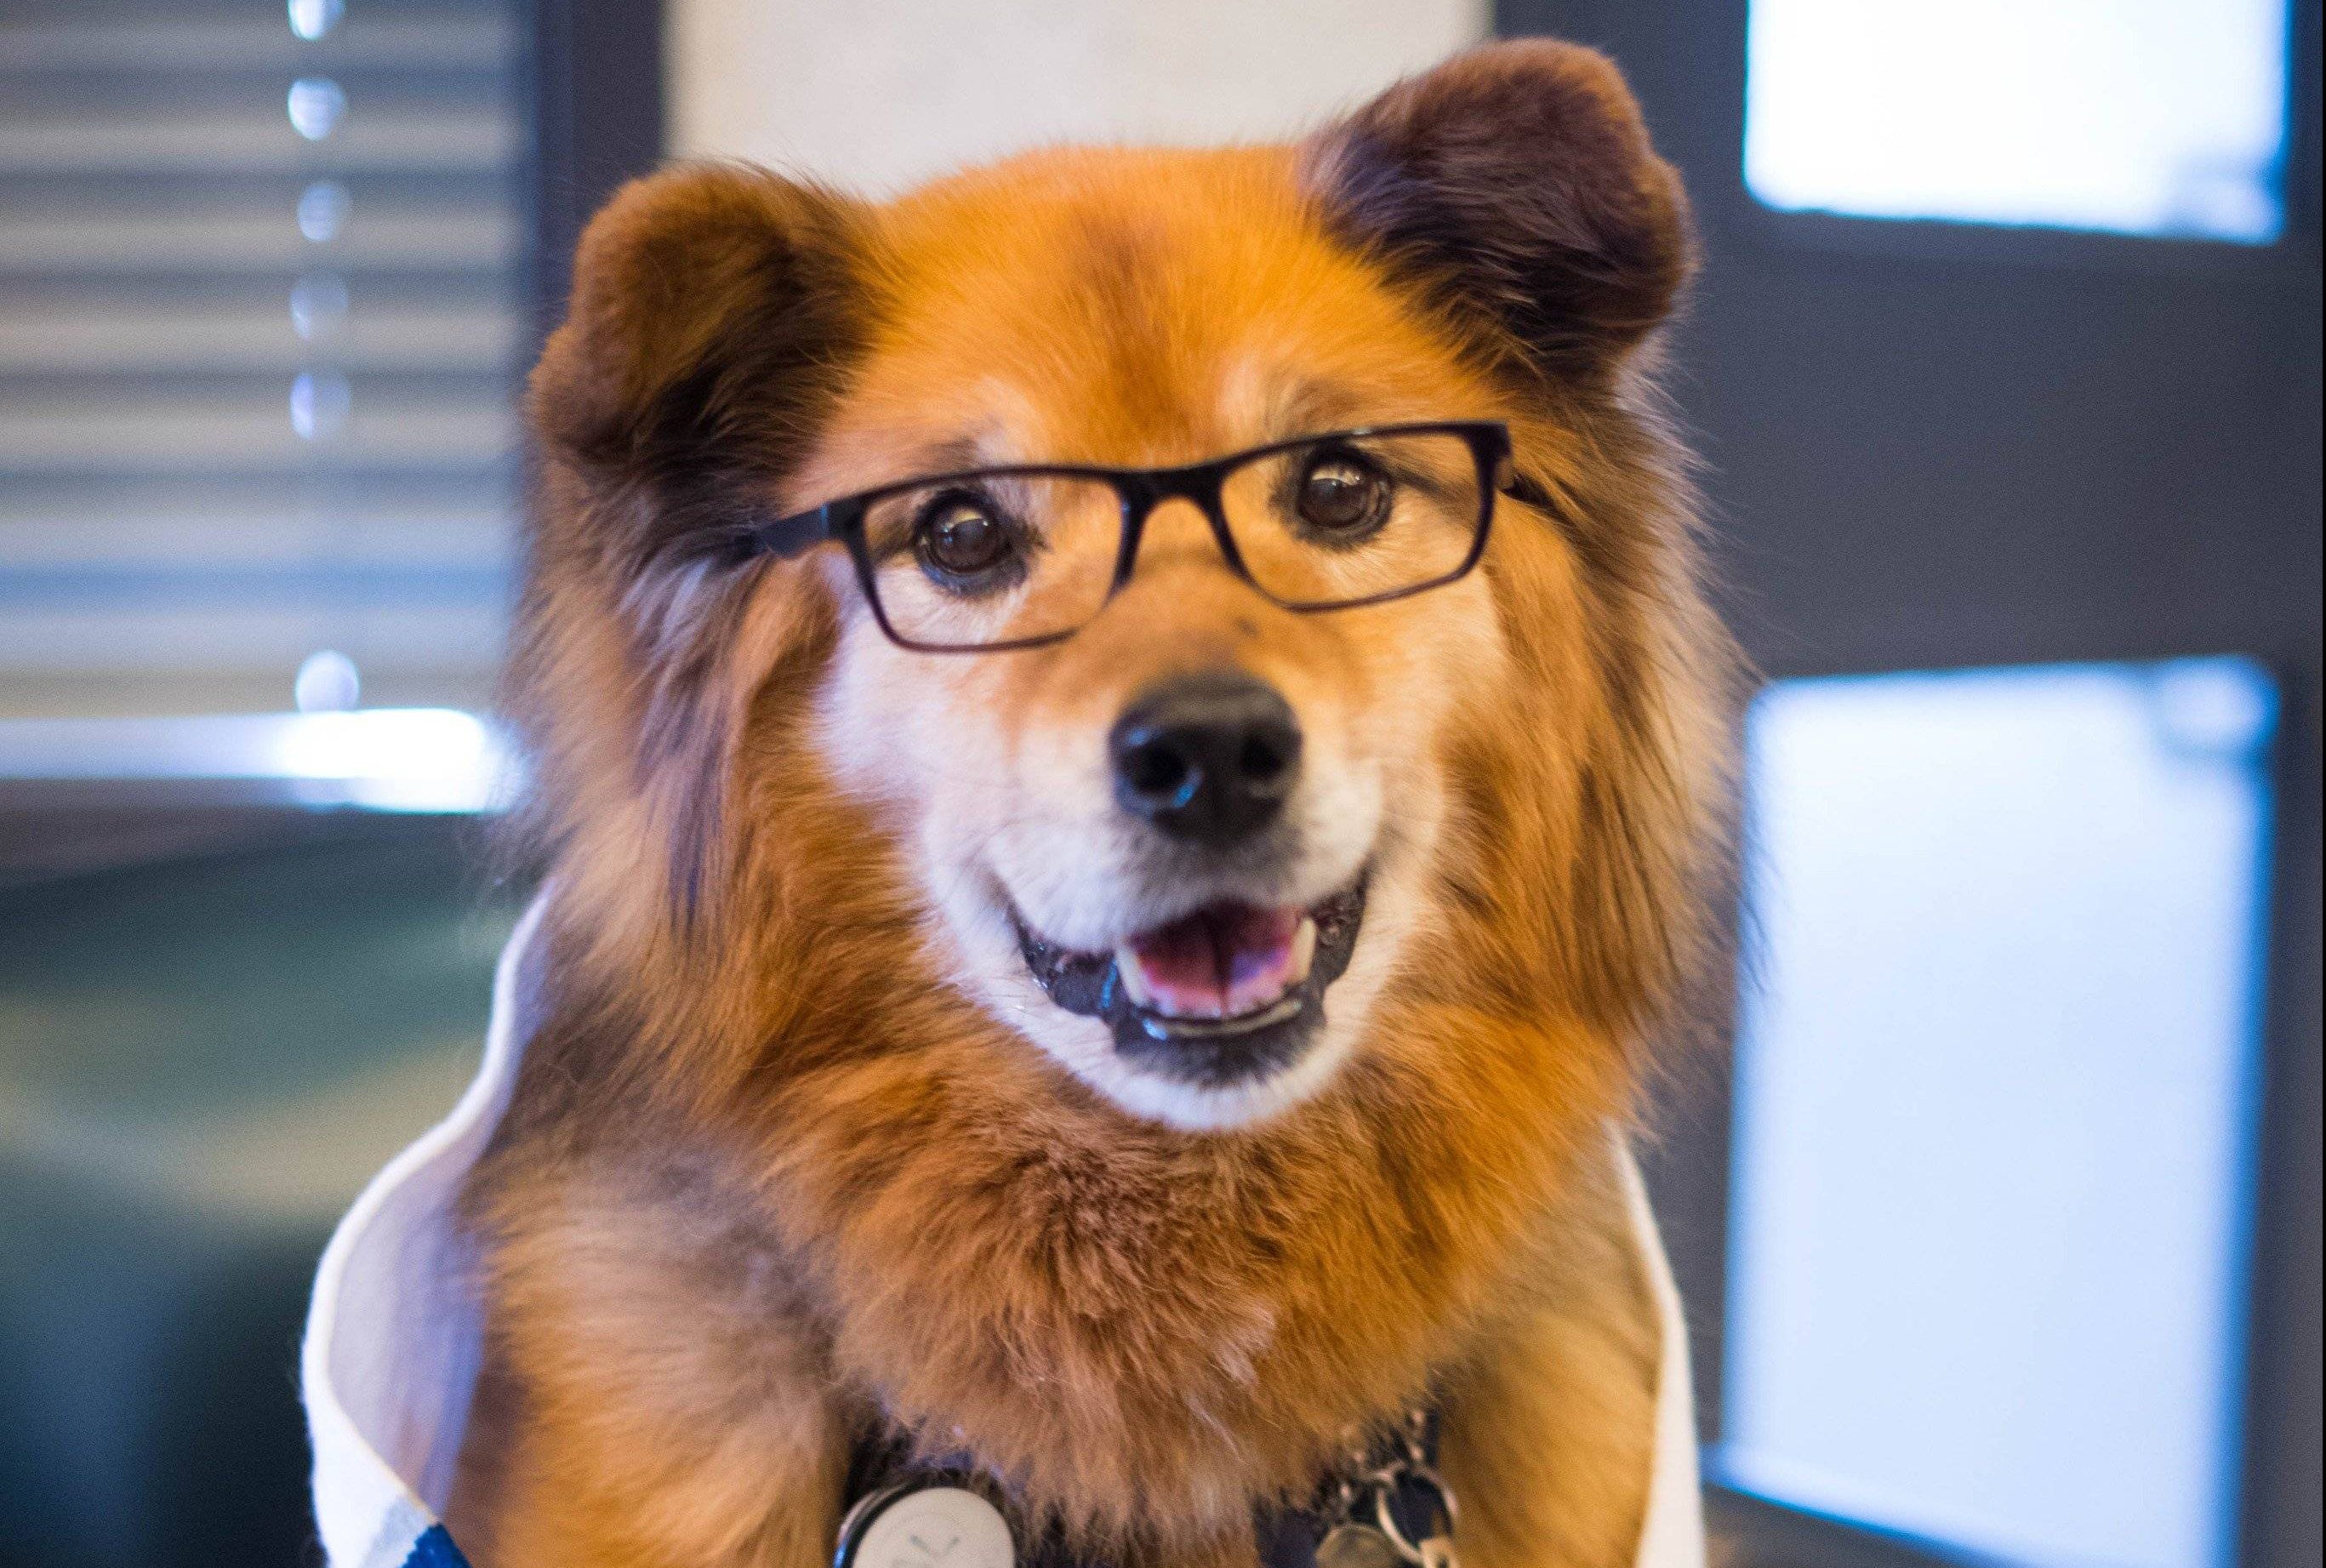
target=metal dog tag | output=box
[837,1482,1014,1568]
[1315,1523,1405,1568]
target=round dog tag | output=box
[839,1482,1014,1568]
[1315,1523,1406,1568]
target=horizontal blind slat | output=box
[1,397,520,472]
[0,111,522,177]
[0,302,521,374]
[0,207,522,273]
[0,18,519,75]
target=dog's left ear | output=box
[1303,39,1693,385]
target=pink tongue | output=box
[1127,903,1301,1016]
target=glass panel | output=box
[1745,0,2289,242]
[1219,430,1481,609]
[1719,658,2278,1568]
[865,473,1121,647]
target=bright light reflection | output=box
[0,710,517,814]
[288,77,346,141]
[269,710,501,812]
[294,649,362,713]
[288,0,344,42]
[298,180,351,242]
[290,272,349,341]
[290,371,350,441]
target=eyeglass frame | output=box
[741,419,1518,653]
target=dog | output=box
[445,37,1733,1568]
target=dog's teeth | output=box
[1286,916,1318,988]
[1114,944,1152,1008]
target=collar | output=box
[299,896,1707,1568]
[845,1408,1453,1568]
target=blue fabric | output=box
[402,1524,471,1568]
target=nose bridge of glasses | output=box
[1115,467,1240,577]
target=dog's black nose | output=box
[1110,674,1303,848]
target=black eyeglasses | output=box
[745,420,1514,653]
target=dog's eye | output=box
[1295,453,1390,537]
[915,494,1017,582]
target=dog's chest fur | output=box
[461,985,1622,1548]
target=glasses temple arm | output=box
[750,503,835,561]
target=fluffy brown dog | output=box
[448,37,1733,1568]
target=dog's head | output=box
[516,41,1728,1133]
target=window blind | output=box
[0,0,529,718]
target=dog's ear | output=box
[528,163,866,562]
[1303,40,1692,385]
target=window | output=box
[1744,0,2290,242]
[0,0,528,718]
[1719,659,2278,1568]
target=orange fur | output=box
[453,39,1735,1568]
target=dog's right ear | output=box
[528,164,866,563]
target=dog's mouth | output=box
[1013,881,1367,1089]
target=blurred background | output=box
[0,2,2315,1565]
